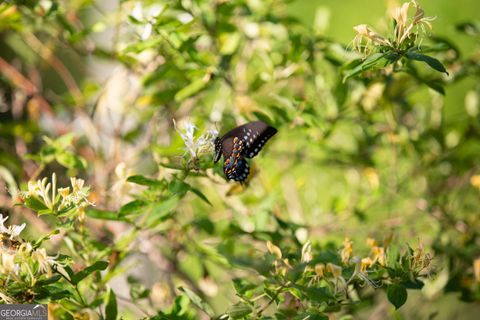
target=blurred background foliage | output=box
[1,0,480,318]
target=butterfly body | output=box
[214,121,277,182]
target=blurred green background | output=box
[1,0,480,318]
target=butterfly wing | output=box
[239,121,277,159]
[226,157,250,182]
[221,137,250,182]
[215,121,276,182]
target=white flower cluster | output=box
[129,2,194,41]
[20,173,93,212]
[0,214,25,240]
[173,119,218,159]
[130,2,164,40]
[0,214,58,279]
[352,0,435,54]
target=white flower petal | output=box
[131,2,144,21]
[148,5,164,18]
[9,223,26,239]
[141,23,153,40]
[0,214,8,233]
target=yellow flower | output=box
[363,167,379,189]
[58,187,70,198]
[273,258,292,276]
[474,258,480,282]
[348,256,380,288]
[18,242,33,255]
[327,263,342,279]
[267,241,282,259]
[301,241,313,263]
[315,263,325,278]
[366,238,377,247]
[393,0,435,44]
[361,257,374,273]
[371,246,386,266]
[353,25,391,46]
[341,238,353,264]
[352,0,435,54]
[1,252,16,274]
[393,2,410,27]
[32,248,56,275]
[70,177,85,192]
[471,175,480,190]
[27,180,41,197]
[352,24,392,54]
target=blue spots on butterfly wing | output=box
[217,123,276,182]
[230,158,250,182]
[224,154,250,182]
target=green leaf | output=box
[127,175,163,187]
[158,162,184,170]
[32,229,60,249]
[170,295,190,315]
[36,274,62,286]
[36,285,72,301]
[387,284,408,310]
[232,278,257,296]
[60,265,76,282]
[343,53,395,81]
[168,180,191,195]
[406,51,449,75]
[227,302,252,319]
[404,279,424,289]
[118,200,147,216]
[123,37,162,53]
[189,187,212,206]
[301,286,334,303]
[105,288,118,320]
[56,152,87,170]
[145,197,179,227]
[86,208,126,221]
[71,261,109,285]
[387,245,400,268]
[219,32,241,55]
[178,286,215,317]
[24,196,49,212]
[47,133,75,148]
[174,76,209,102]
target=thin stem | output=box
[256,281,290,316]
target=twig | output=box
[0,56,52,113]
[256,281,290,316]
[24,33,85,107]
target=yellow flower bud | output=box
[267,241,282,260]
[327,263,342,278]
[366,238,377,247]
[361,257,374,272]
[474,258,480,282]
[315,264,325,277]
[341,238,353,264]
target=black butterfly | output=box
[214,121,277,182]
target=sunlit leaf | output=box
[178,286,215,317]
[71,261,109,285]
